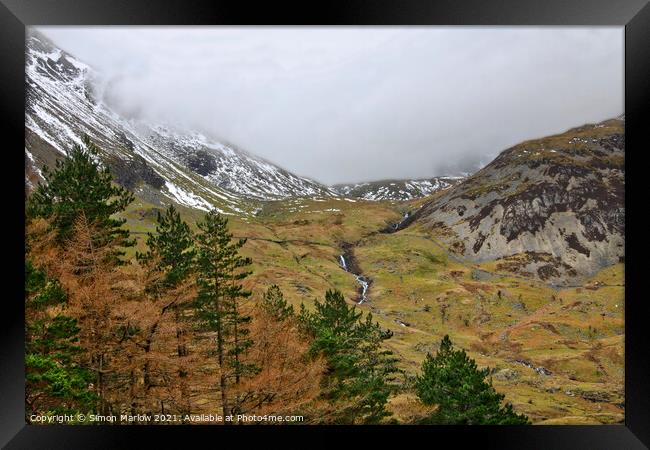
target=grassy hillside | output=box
[119,194,624,424]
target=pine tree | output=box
[415,335,530,425]
[137,205,196,295]
[25,259,97,419]
[300,289,399,424]
[193,209,255,417]
[26,135,134,262]
[136,205,196,413]
[260,285,294,321]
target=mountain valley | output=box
[24,31,625,424]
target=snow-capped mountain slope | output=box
[24,30,334,214]
[332,177,464,201]
[139,124,335,201]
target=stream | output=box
[338,246,371,304]
[382,209,419,233]
[337,209,415,304]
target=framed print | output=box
[1,0,648,448]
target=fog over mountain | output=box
[37,27,623,185]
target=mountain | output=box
[23,30,626,424]
[332,176,464,201]
[399,117,625,284]
[24,30,335,215]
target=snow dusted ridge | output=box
[333,177,464,201]
[24,30,334,214]
[140,124,336,201]
[24,30,463,213]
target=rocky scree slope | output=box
[402,117,625,284]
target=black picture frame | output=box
[1,1,648,448]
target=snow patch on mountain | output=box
[24,30,467,213]
[334,176,464,201]
[164,181,213,212]
[24,31,346,216]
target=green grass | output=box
[115,192,625,424]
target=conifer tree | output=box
[300,289,398,423]
[193,209,255,417]
[137,205,196,295]
[25,260,96,419]
[60,213,129,416]
[260,285,294,321]
[135,205,197,411]
[26,135,134,261]
[242,285,324,418]
[415,335,530,425]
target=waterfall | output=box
[338,254,369,304]
[356,276,369,304]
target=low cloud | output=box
[38,27,623,185]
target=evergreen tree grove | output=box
[26,136,134,261]
[415,335,530,425]
[299,289,399,424]
[193,209,256,417]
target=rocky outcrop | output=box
[408,117,624,284]
[107,154,166,190]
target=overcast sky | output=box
[37,27,623,185]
